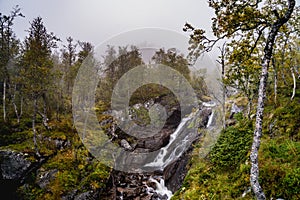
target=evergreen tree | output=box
[20,17,59,156]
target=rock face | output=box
[0,150,33,199]
[198,108,212,128]
[0,150,31,180]
[135,109,181,151]
[163,148,192,193]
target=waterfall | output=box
[102,104,220,199]
[120,191,123,200]
[202,101,216,107]
[149,177,173,200]
[206,110,214,128]
[144,113,194,168]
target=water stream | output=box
[145,102,216,199]
[206,110,214,128]
[144,114,194,168]
[149,177,173,200]
[103,101,217,199]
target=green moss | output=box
[18,184,44,200]
[79,162,111,190]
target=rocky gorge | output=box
[0,96,216,199]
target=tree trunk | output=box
[290,67,296,100]
[247,97,253,118]
[20,96,23,123]
[217,43,227,128]
[274,70,278,105]
[33,98,40,157]
[3,79,6,122]
[272,58,278,105]
[38,94,50,130]
[250,1,295,199]
[12,84,22,124]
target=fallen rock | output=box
[36,169,58,189]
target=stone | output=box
[198,108,212,128]
[120,139,133,151]
[230,102,242,119]
[74,190,97,200]
[0,150,31,180]
[61,189,78,200]
[36,169,58,189]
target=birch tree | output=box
[183,0,297,199]
[0,6,24,122]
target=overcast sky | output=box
[2,0,298,66]
[0,0,215,47]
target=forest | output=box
[0,0,299,200]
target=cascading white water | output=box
[144,113,194,168]
[206,110,214,128]
[119,191,123,200]
[202,101,216,107]
[143,103,216,200]
[149,177,173,200]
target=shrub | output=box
[209,114,253,169]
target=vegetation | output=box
[183,0,299,199]
[173,94,300,199]
[0,1,299,199]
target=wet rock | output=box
[164,156,189,192]
[198,108,212,128]
[151,193,168,200]
[164,107,213,192]
[135,109,180,151]
[136,128,172,151]
[141,195,154,200]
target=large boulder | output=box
[0,150,31,180]
[0,150,32,199]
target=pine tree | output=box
[20,17,59,156]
